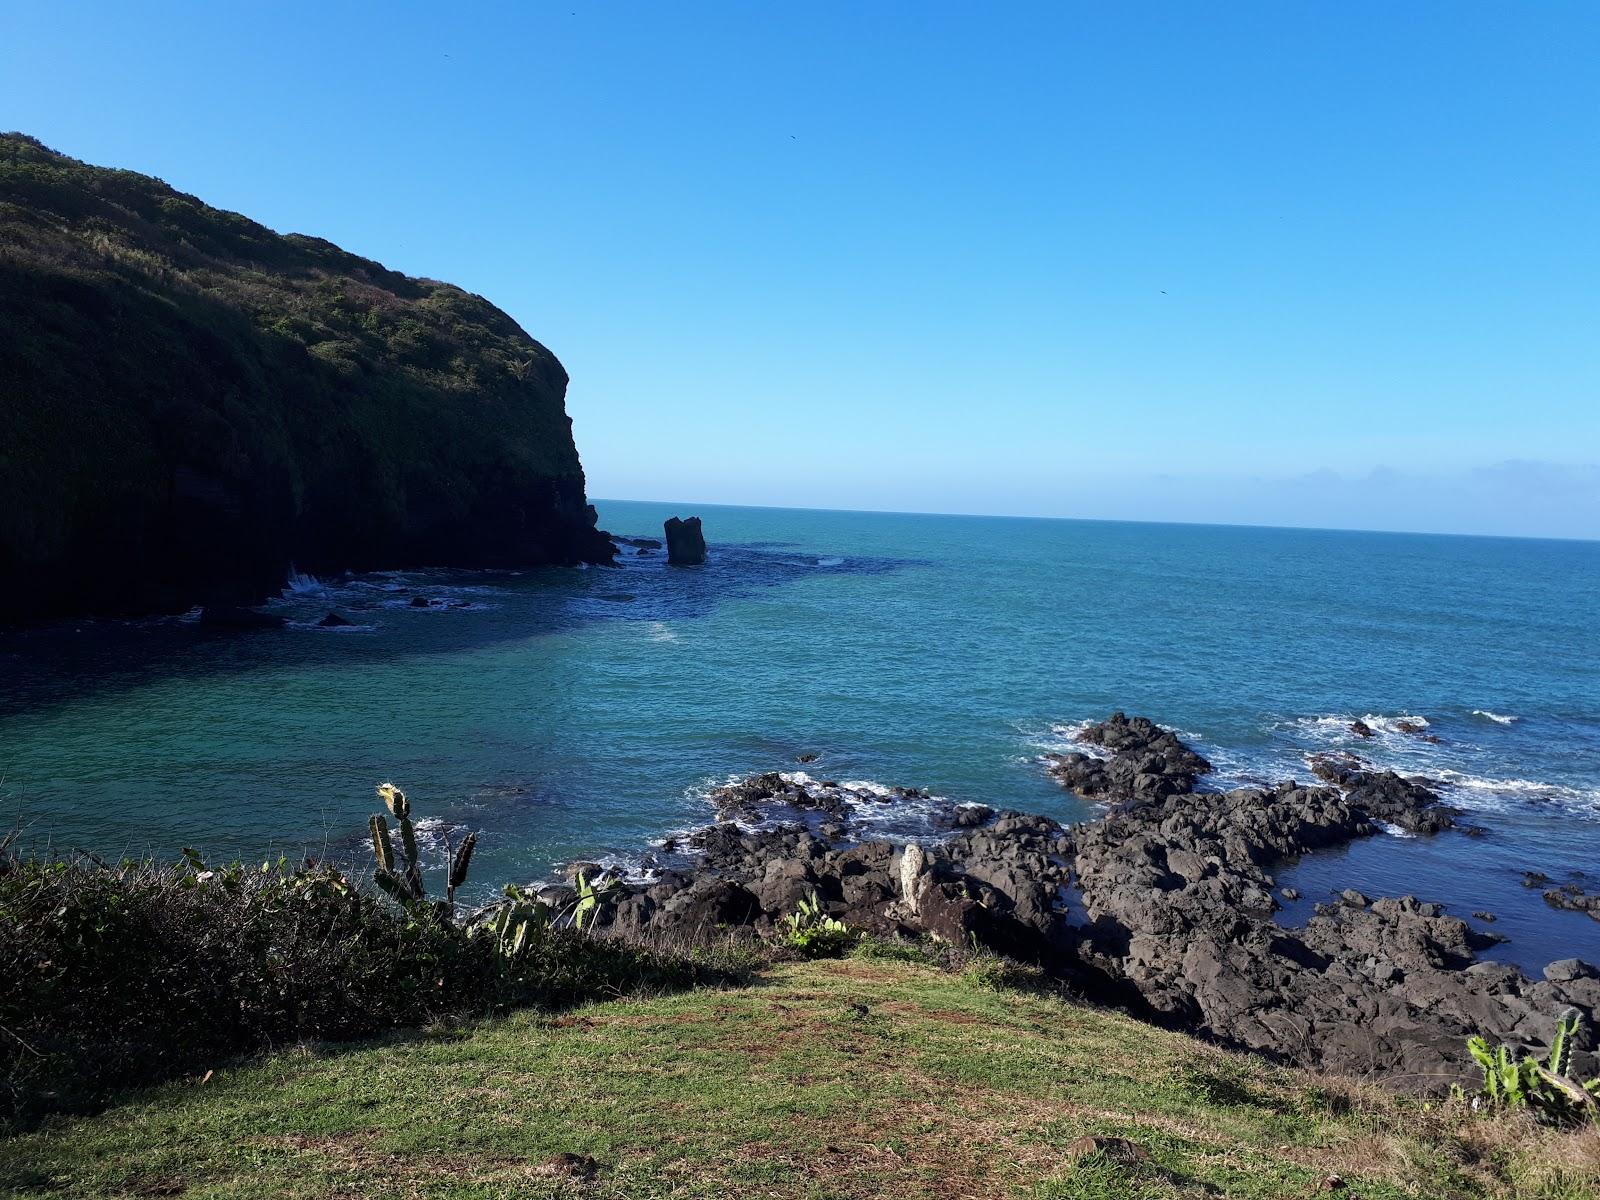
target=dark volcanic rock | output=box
[664,516,707,565]
[525,714,1595,1093]
[317,611,352,627]
[1543,886,1600,923]
[1343,771,1458,834]
[1308,751,1365,785]
[1043,712,1211,804]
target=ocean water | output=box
[2,500,1598,972]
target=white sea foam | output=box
[585,851,661,885]
[816,556,845,567]
[284,566,327,596]
[1021,719,1114,760]
[409,816,475,862]
[647,621,677,642]
[1471,710,1520,725]
[1433,770,1600,817]
[1264,710,1599,824]
[1377,821,1418,839]
[680,770,959,845]
[1282,713,1438,746]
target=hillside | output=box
[0,133,612,622]
[2,956,1594,1199]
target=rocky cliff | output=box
[0,133,613,622]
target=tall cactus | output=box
[368,814,396,874]
[1463,1009,1600,1124]
[1549,1008,1580,1078]
[369,783,476,914]
[446,832,477,909]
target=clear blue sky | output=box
[5,2,1597,538]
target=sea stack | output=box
[664,516,707,565]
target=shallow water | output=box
[2,501,1597,971]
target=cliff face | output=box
[0,133,613,622]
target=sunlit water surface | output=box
[2,501,1597,971]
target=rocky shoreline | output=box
[540,713,1598,1091]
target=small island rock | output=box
[664,516,707,565]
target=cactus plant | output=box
[479,883,548,958]
[1459,1008,1600,1125]
[447,832,476,901]
[782,892,857,958]
[571,871,622,932]
[369,783,476,915]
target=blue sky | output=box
[5,2,1597,538]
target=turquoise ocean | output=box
[2,500,1598,971]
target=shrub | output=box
[1456,1009,1600,1126]
[0,789,747,1131]
[781,893,858,958]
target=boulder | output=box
[1043,712,1211,804]
[317,611,352,627]
[664,516,707,565]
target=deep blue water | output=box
[2,500,1597,972]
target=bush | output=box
[781,894,858,959]
[0,840,745,1131]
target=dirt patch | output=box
[881,1001,982,1025]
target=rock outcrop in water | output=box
[547,715,1599,1092]
[664,516,706,565]
[0,133,614,623]
[1043,712,1212,802]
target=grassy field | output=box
[2,953,1596,1199]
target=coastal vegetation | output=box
[0,790,751,1133]
[0,132,611,623]
[2,774,1598,1195]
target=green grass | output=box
[2,956,1596,1199]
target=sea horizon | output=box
[593,495,1600,546]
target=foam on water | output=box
[1432,770,1600,818]
[1287,712,1432,741]
[284,566,327,596]
[1020,719,1114,760]
[1472,710,1520,725]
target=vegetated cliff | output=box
[0,133,614,622]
